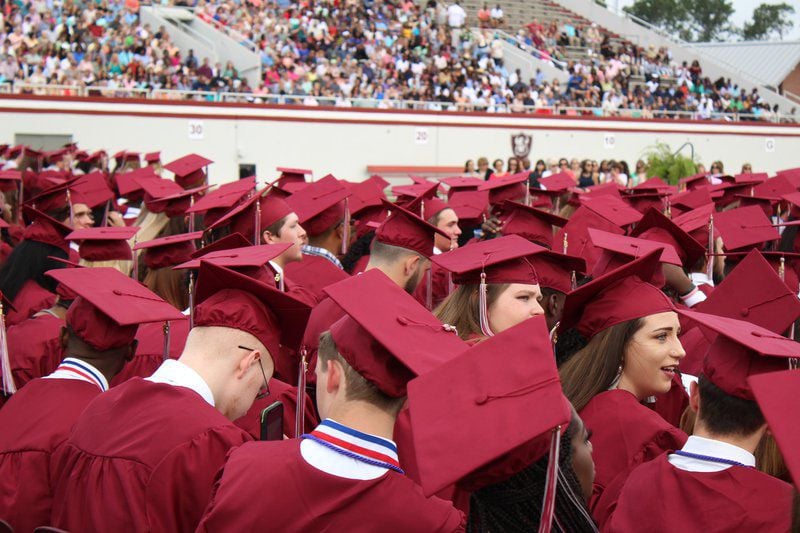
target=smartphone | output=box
[260,401,284,441]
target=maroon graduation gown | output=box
[0,378,101,532]
[7,280,55,326]
[650,372,689,429]
[413,261,452,310]
[50,379,252,531]
[197,440,466,531]
[234,377,319,439]
[301,295,346,386]
[5,312,63,390]
[284,276,321,307]
[110,318,190,386]
[697,283,714,297]
[604,454,792,532]
[579,389,688,515]
[285,253,350,303]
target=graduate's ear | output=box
[403,254,421,277]
[325,359,343,396]
[545,293,560,318]
[234,348,258,379]
[59,326,70,350]
[688,380,700,413]
[261,230,274,245]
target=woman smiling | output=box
[558,250,688,518]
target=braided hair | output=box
[341,230,375,274]
[467,425,597,533]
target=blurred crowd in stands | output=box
[465,154,754,189]
[0,0,792,121]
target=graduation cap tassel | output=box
[131,236,139,281]
[478,272,495,338]
[525,186,531,208]
[549,321,559,348]
[425,268,433,311]
[0,299,14,396]
[706,214,714,281]
[16,180,23,225]
[188,195,196,233]
[665,197,671,218]
[777,257,797,340]
[341,197,351,256]
[66,188,74,227]
[254,194,262,245]
[101,199,110,227]
[537,426,561,533]
[447,272,455,296]
[162,320,171,362]
[296,349,308,437]
[570,270,577,291]
[562,232,568,255]
[188,271,195,329]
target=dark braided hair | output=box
[555,327,588,368]
[467,425,597,533]
[341,230,375,274]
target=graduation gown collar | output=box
[300,418,401,480]
[669,435,756,472]
[45,357,109,392]
[146,359,215,407]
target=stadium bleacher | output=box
[0,0,792,122]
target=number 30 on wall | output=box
[188,120,205,140]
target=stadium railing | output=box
[6,82,794,123]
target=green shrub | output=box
[642,143,698,185]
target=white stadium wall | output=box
[2,95,799,185]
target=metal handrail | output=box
[782,89,800,105]
[479,27,569,70]
[13,82,87,96]
[151,88,218,101]
[201,15,259,53]
[619,8,780,93]
[5,82,795,122]
[168,17,216,52]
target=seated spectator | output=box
[490,4,504,27]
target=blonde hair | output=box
[79,259,134,276]
[133,208,170,244]
[755,432,788,481]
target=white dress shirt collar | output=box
[146,359,215,407]
[668,435,755,472]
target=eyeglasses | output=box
[239,345,269,400]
